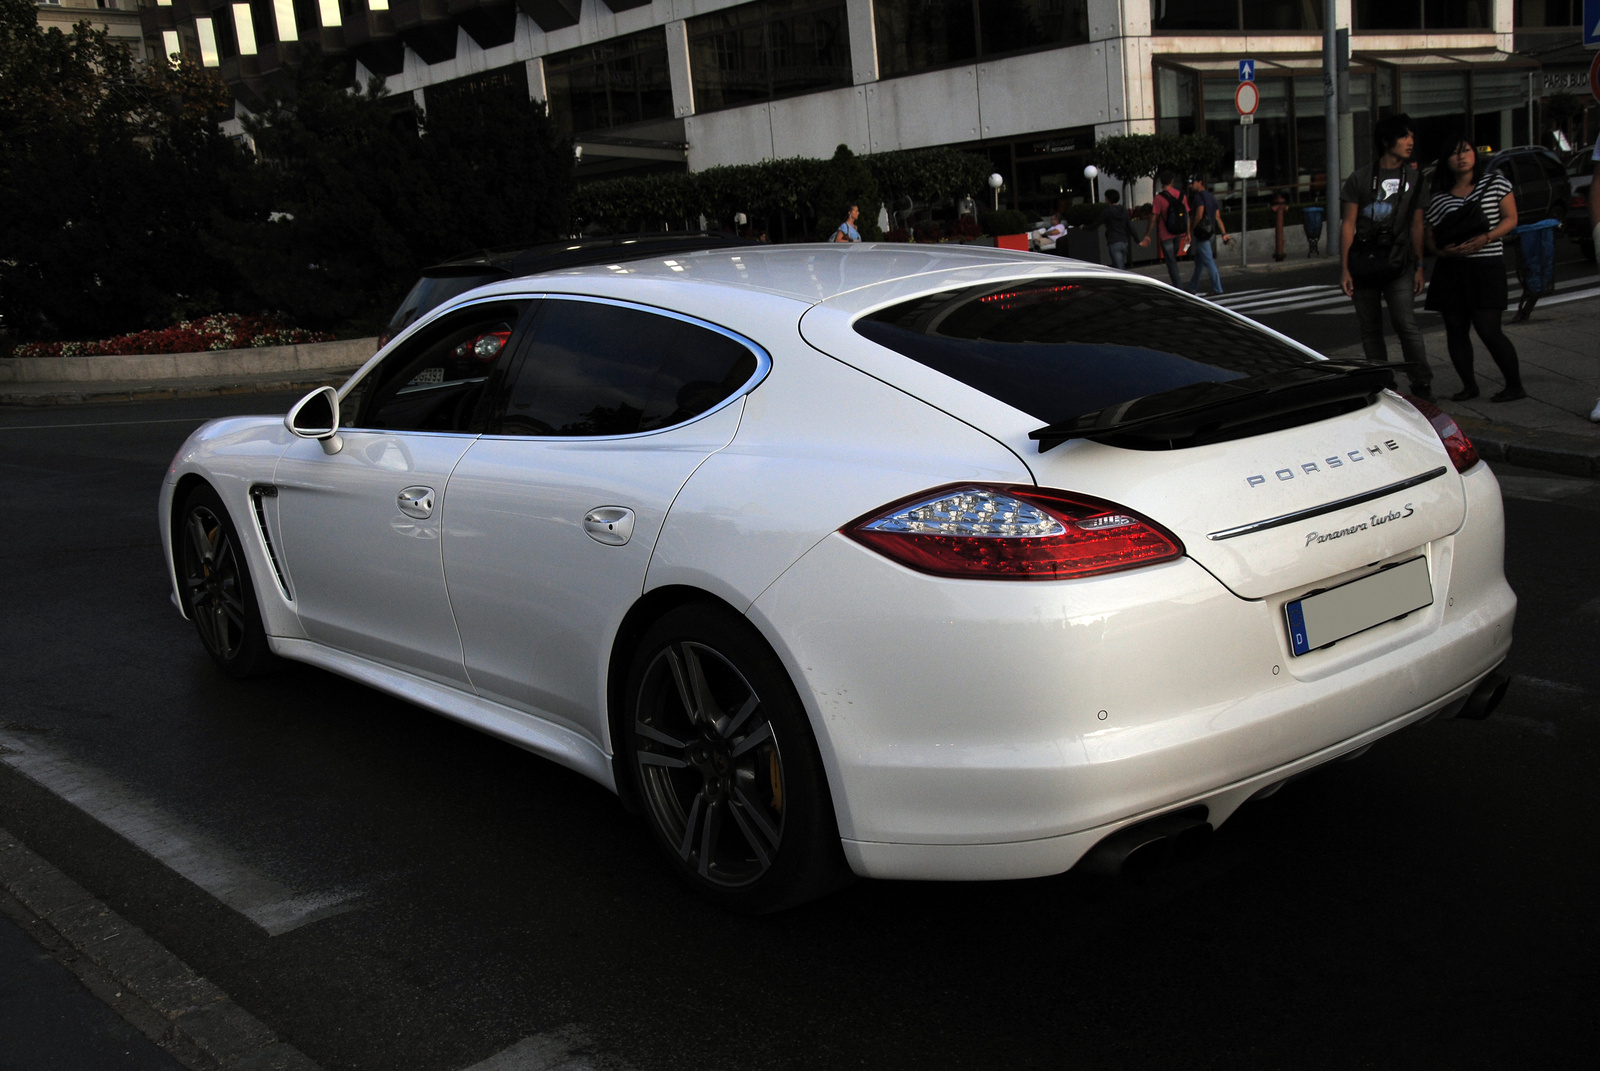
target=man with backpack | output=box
[1339,113,1432,400]
[1139,169,1189,287]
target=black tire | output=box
[622,603,850,913]
[178,483,273,678]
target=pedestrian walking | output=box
[1102,189,1134,269]
[1186,174,1231,296]
[831,204,861,243]
[1338,113,1432,399]
[1423,133,1525,403]
[1138,170,1189,288]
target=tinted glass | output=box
[1151,0,1239,30]
[977,0,1087,57]
[347,300,531,433]
[386,272,505,339]
[495,301,759,437]
[1353,0,1422,28]
[543,28,673,138]
[856,280,1319,425]
[874,0,976,76]
[688,0,851,112]
[1241,0,1322,29]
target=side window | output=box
[344,300,532,432]
[490,300,760,437]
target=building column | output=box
[666,19,694,119]
[846,0,878,85]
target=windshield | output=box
[855,278,1322,427]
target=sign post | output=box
[1235,71,1260,268]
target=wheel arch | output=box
[168,472,216,620]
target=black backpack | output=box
[1160,190,1188,234]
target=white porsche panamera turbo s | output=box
[160,245,1515,911]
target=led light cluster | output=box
[1401,394,1480,473]
[861,489,1066,538]
[846,485,1183,581]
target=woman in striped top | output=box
[1423,135,1526,402]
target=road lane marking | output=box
[459,1028,636,1071]
[0,731,361,936]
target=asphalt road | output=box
[1,387,1596,1070]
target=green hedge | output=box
[573,145,990,242]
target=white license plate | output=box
[1285,557,1433,656]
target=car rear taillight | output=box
[1403,394,1480,473]
[452,330,510,362]
[843,485,1184,581]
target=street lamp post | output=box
[988,172,1004,211]
[1084,164,1099,206]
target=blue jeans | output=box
[1188,237,1221,294]
[1160,237,1182,287]
[1107,242,1129,269]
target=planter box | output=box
[996,233,1029,251]
[0,337,378,385]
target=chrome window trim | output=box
[476,293,772,443]
[1206,466,1450,542]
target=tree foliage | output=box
[0,0,249,341]
[572,145,988,240]
[1093,132,1227,185]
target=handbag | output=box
[1431,201,1491,250]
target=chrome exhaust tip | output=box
[1075,806,1211,878]
[1456,664,1512,721]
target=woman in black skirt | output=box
[1423,135,1526,402]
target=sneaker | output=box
[1410,385,1435,403]
[1450,387,1480,401]
[1589,398,1600,424]
[1489,387,1527,403]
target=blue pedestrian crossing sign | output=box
[1239,59,1256,81]
[1586,0,1600,47]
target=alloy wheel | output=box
[632,641,786,888]
[182,505,249,662]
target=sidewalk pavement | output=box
[1127,255,1600,478]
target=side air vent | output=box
[249,485,293,601]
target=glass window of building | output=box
[1400,70,1470,163]
[1352,0,1488,27]
[687,0,851,113]
[876,1,1087,79]
[1472,69,1532,151]
[1150,0,1320,30]
[1155,65,1198,136]
[543,28,673,138]
[1515,0,1584,25]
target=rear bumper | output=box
[840,665,1498,881]
[749,464,1514,880]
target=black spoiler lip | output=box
[1028,362,1394,453]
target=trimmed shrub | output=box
[979,208,1032,236]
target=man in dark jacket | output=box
[1102,190,1135,269]
[1339,113,1432,399]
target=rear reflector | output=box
[844,485,1183,580]
[1402,394,1480,473]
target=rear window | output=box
[855,279,1321,426]
[387,271,506,337]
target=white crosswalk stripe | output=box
[1210,274,1600,319]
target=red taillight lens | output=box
[452,330,511,362]
[1402,394,1479,473]
[843,484,1184,581]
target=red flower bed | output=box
[13,314,334,359]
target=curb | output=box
[1455,416,1600,479]
[0,373,349,407]
[0,826,322,1071]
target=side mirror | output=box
[285,386,344,455]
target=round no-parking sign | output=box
[1590,52,1600,103]
[1236,81,1260,117]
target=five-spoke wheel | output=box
[624,604,848,912]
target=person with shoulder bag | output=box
[1187,174,1231,297]
[1423,132,1525,402]
[1339,114,1432,399]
